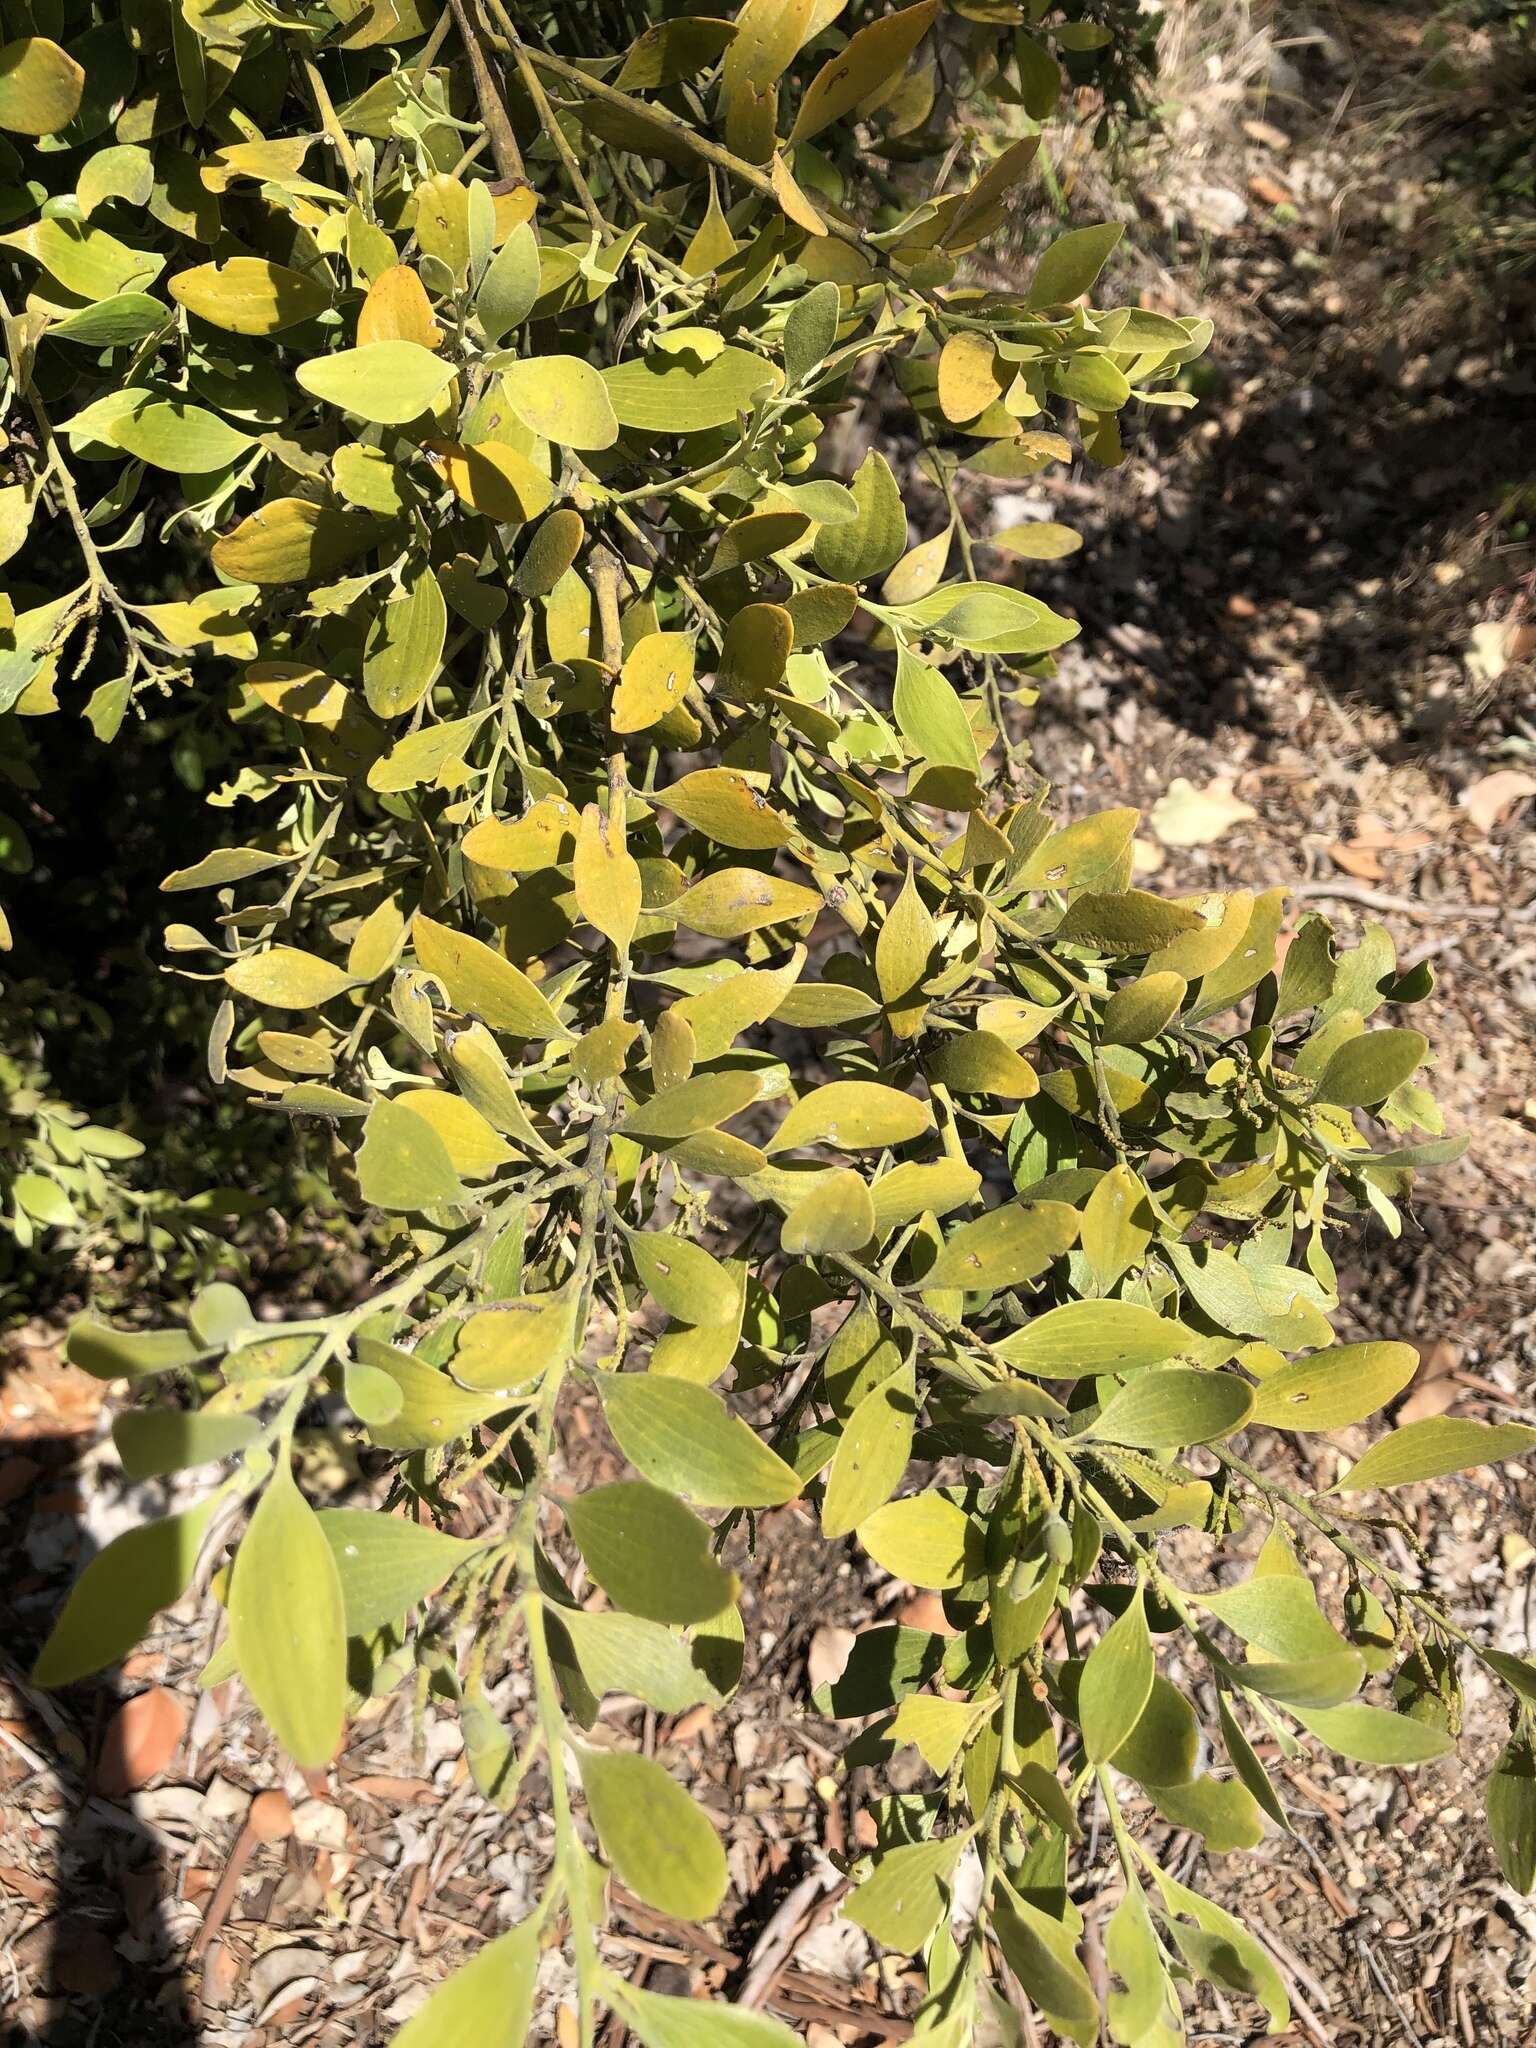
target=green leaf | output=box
[822,1359,916,1540]
[812,1624,945,1718]
[229,1464,347,1769]
[579,1747,728,1919]
[1078,1162,1153,1290]
[1313,1026,1429,1108]
[1218,1690,1292,1832]
[573,801,643,948]
[790,0,939,143]
[653,770,794,850]
[558,1606,724,1715]
[1291,1701,1455,1766]
[875,867,936,1038]
[1197,1576,1354,1663]
[922,1198,1080,1291]
[113,1409,259,1479]
[673,867,821,938]
[1079,1583,1154,1761]
[868,1158,982,1236]
[1247,1341,1418,1432]
[109,398,253,475]
[859,1493,975,1589]
[316,1508,480,1635]
[846,1830,974,1952]
[500,353,619,449]
[212,498,381,584]
[1114,1674,1200,1787]
[1487,1739,1536,1893]
[162,846,291,892]
[476,223,540,345]
[1102,969,1187,1045]
[344,1357,404,1426]
[1143,1862,1289,2028]
[356,1099,468,1212]
[1105,1882,1171,2044]
[15,1173,76,1225]
[601,1376,801,1508]
[364,562,448,719]
[453,1289,576,1391]
[1085,1367,1254,1450]
[603,347,781,433]
[387,1918,539,2048]
[996,1300,1191,1380]
[783,279,841,385]
[368,712,489,794]
[1054,889,1204,955]
[563,1481,737,1624]
[1149,1774,1265,1852]
[354,1336,505,1451]
[3,216,161,299]
[891,646,979,776]
[298,341,457,424]
[33,1504,214,1686]
[992,1886,1100,2046]
[621,1072,760,1141]
[812,449,906,583]
[49,295,167,348]
[900,581,1078,656]
[1053,352,1131,409]
[612,1980,801,2048]
[927,1028,1038,1098]
[626,1230,739,1326]
[1331,1416,1536,1493]
[1026,223,1124,307]
[67,1316,208,1381]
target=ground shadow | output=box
[1,1418,199,2047]
[1047,306,1535,743]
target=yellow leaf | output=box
[770,151,828,236]
[654,769,794,850]
[462,797,579,874]
[211,499,379,585]
[782,1167,876,1254]
[412,913,564,1038]
[245,662,351,729]
[357,264,441,349]
[0,36,84,135]
[612,631,695,733]
[169,256,330,335]
[673,868,822,939]
[424,438,553,524]
[225,946,353,1010]
[790,0,938,142]
[681,183,738,277]
[573,802,641,952]
[937,330,1004,424]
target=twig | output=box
[1287,880,1536,924]
[1356,1928,1427,2048]
[736,1867,842,2011]
[446,0,525,183]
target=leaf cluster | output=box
[7,4,1531,2045]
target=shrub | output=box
[11,4,1532,2043]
